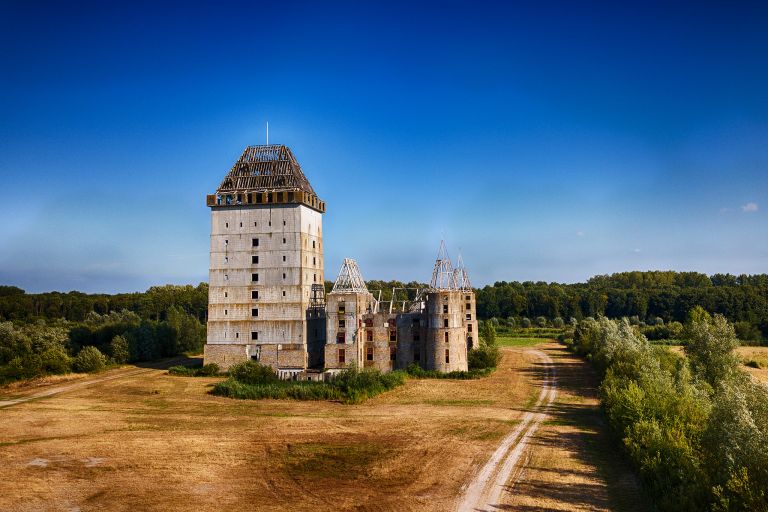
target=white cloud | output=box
[741,202,759,213]
[576,231,584,237]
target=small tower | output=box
[424,241,470,372]
[204,145,326,376]
[325,259,374,371]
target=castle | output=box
[203,145,476,377]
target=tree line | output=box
[567,309,768,510]
[474,271,768,342]
[0,284,208,384]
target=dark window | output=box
[252,308,258,317]
[267,193,273,203]
[224,309,227,315]
[338,319,345,329]
[225,222,228,228]
[338,303,346,314]
[366,347,374,361]
[444,332,449,343]
[365,318,373,327]
[251,290,258,299]
[252,255,259,264]
[467,336,473,350]
[366,330,373,341]
[283,255,286,262]
[414,349,420,361]
[443,304,448,314]
[445,349,450,364]
[282,237,286,244]
[252,238,259,247]
[252,273,259,282]
[277,192,283,202]
[251,331,258,341]
[465,295,471,300]
[443,319,449,328]
[282,290,286,297]
[337,333,344,344]
[414,332,420,341]
[466,314,471,321]
[338,349,345,364]
[313,273,317,282]
[282,273,286,279]
[389,331,396,342]
[288,192,294,201]
[390,346,396,361]
[468,323,473,332]
[312,241,316,249]
[313,257,316,265]
[466,303,471,310]
[239,222,242,227]
[283,220,286,226]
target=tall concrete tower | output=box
[203,145,326,376]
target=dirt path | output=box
[0,356,195,409]
[457,349,557,511]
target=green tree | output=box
[73,346,107,373]
[684,311,741,389]
[109,335,129,364]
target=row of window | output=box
[250,272,319,282]
[222,238,320,250]
[225,220,287,229]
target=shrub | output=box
[521,317,532,328]
[40,347,71,374]
[229,360,278,385]
[468,345,500,370]
[73,346,107,373]
[214,364,406,404]
[168,363,220,376]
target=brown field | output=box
[737,346,768,383]
[0,344,645,512]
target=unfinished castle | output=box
[204,145,476,377]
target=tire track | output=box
[457,348,557,512]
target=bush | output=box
[73,346,107,373]
[213,364,406,404]
[468,345,500,370]
[229,360,278,385]
[40,347,71,374]
[521,317,532,328]
[168,362,220,376]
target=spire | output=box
[455,251,472,290]
[331,258,369,293]
[430,240,458,290]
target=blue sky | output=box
[1,1,766,293]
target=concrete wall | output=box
[205,203,324,371]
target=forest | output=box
[1,271,766,384]
[0,284,207,384]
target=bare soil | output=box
[0,344,646,511]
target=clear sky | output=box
[1,1,766,293]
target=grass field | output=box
[496,335,553,347]
[0,344,645,511]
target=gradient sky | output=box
[1,1,766,293]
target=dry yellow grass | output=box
[0,345,645,511]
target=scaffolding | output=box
[216,145,316,194]
[430,240,459,290]
[331,258,369,294]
